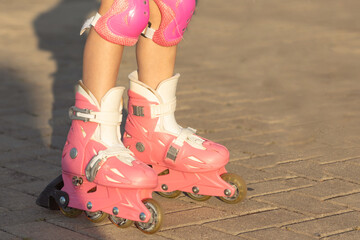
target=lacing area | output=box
[85,144,135,182]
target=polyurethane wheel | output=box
[59,205,83,218]
[109,215,133,228]
[218,173,247,204]
[185,192,212,201]
[135,199,163,234]
[85,211,108,223]
[157,190,181,198]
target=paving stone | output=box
[254,192,347,217]
[322,162,360,184]
[328,193,360,211]
[3,221,91,240]
[197,127,249,143]
[0,135,34,152]
[0,113,51,129]
[247,177,315,198]
[204,209,307,235]
[78,224,169,240]
[194,198,276,216]
[226,162,294,184]
[347,157,360,166]
[0,207,60,228]
[162,207,230,230]
[294,179,360,200]
[264,159,332,181]
[160,225,245,240]
[317,150,360,164]
[46,213,109,231]
[0,146,59,165]
[0,188,36,211]
[324,230,360,240]
[222,139,277,162]
[241,130,289,146]
[9,179,49,198]
[152,194,203,214]
[239,227,316,240]
[5,159,61,181]
[0,230,21,240]
[0,166,37,187]
[287,212,360,238]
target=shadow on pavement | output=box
[33,0,99,150]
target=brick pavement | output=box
[1,0,360,239]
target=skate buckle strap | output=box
[85,145,135,182]
[132,99,176,118]
[173,127,197,147]
[69,106,122,125]
[133,105,144,117]
[141,22,155,39]
[166,127,197,161]
[150,99,177,118]
[166,145,179,161]
[80,12,101,35]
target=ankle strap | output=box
[69,106,122,125]
[132,98,176,118]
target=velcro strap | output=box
[69,106,122,125]
[173,127,197,147]
[80,13,101,35]
[141,25,155,39]
[150,99,176,118]
[85,145,134,182]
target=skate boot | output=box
[123,71,247,203]
[36,81,163,234]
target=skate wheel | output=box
[135,199,163,234]
[85,211,108,223]
[185,192,211,201]
[109,215,133,228]
[218,173,247,204]
[59,206,82,218]
[157,190,181,198]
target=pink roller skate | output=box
[37,82,163,234]
[123,71,247,203]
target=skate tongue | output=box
[156,74,180,103]
[100,87,125,112]
[128,71,180,104]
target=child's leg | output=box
[136,1,177,89]
[36,0,164,233]
[125,0,247,203]
[82,0,124,102]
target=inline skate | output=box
[37,81,163,234]
[123,71,247,203]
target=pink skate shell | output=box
[94,0,149,46]
[62,173,154,222]
[153,0,196,46]
[62,91,157,222]
[124,90,236,197]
